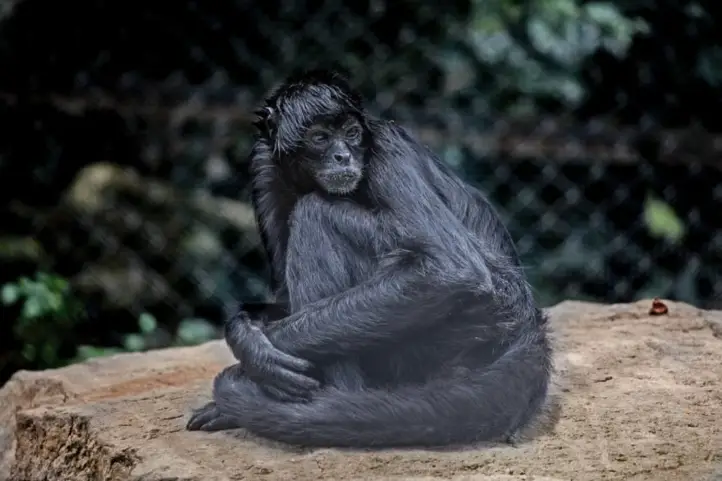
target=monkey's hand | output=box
[225,313,320,402]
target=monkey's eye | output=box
[345,126,361,141]
[310,132,329,144]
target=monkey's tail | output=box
[213,327,552,448]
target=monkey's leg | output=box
[186,364,311,432]
[203,355,367,430]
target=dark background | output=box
[1,0,721,383]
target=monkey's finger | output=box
[252,365,311,402]
[270,349,316,373]
[263,385,311,403]
[273,367,322,392]
[270,376,318,400]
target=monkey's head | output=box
[299,113,365,195]
[254,70,369,195]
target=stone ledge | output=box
[1,300,721,481]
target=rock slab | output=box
[1,300,721,481]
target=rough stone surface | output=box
[1,300,721,481]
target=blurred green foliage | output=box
[74,313,218,361]
[2,272,84,367]
[1,0,718,381]
[2,187,688,368]
[468,0,648,112]
[643,193,686,244]
[3,272,219,369]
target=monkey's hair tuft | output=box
[256,69,367,154]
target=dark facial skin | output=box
[299,114,365,195]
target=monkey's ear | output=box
[252,106,277,136]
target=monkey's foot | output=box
[186,401,241,432]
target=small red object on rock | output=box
[649,297,668,316]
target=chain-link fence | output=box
[1,0,721,376]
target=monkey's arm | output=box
[249,141,295,291]
[266,256,477,361]
[257,192,478,361]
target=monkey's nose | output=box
[333,152,351,164]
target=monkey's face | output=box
[300,114,365,195]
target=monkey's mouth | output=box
[318,168,362,195]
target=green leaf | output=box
[1,284,19,305]
[46,278,66,294]
[177,318,217,345]
[22,344,36,361]
[584,2,625,25]
[76,345,124,360]
[22,298,43,319]
[123,334,146,352]
[41,342,59,365]
[47,292,63,312]
[138,313,157,334]
[643,193,686,244]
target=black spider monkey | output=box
[186,70,553,448]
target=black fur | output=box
[186,70,553,448]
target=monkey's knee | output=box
[212,363,252,395]
[211,363,274,411]
[217,363,245,380]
